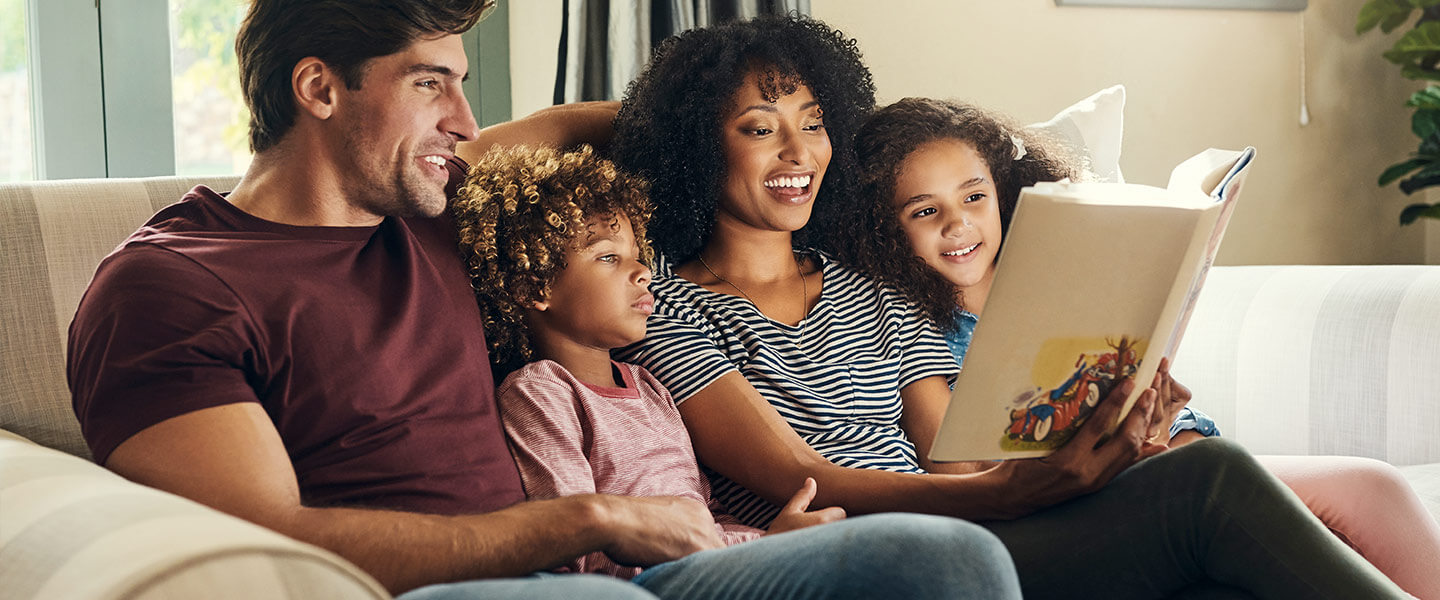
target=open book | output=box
[928,147,1256,462]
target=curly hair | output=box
[611,15,876,264]
[838,98,1082,330]
[450,145,654,369]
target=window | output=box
[23,1,508,180]
[1,0,34,182]
[169,0,250,176]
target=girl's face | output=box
[892,138,1003,297]
[716,70,832,235]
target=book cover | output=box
[928,147,1255,461]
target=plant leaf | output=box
[1401,63,1440,80]
[1415,109,1440,138]
[1399,202,1440,224]
[1400,168,1440,193]
[1407,85,1440,108]
[1380,157,1430,186]
[1360,0,1415,34]
[1384,22,1440,69]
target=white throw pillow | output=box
[1027,84,1126,183]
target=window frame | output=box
[25,0,511,180]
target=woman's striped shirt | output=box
[615,252,958,527]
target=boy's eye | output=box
[750,127,773,136]
[911,207,936,219]
[597,254,619,263]
[965,193,986,203]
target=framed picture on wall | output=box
[1054,0,1306,10]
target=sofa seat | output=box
[1174,264,1440,521]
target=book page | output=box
[1159,147,1256,357]
[930,184,1219,461]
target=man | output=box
[67,1,1020,598]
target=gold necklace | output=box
[698,251,809,321]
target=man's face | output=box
[332,34,480,219]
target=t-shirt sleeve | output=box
[1170,406,1221,438]
[68,245,261,464]
[892,290,960,389]
[614,291,739,405]
[495,366,599,500]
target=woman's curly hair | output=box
[450,145,654,369]
[837,98,1082,330]
[611,14,876,264]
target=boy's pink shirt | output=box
[497,359,762,578]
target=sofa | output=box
[2,174,1438,598]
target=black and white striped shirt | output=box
[616,252,958,526]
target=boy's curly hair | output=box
[450,145,654,369]
[838,98,1082,330]
[611,14,876,264]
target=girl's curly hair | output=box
[611,14,876,264]
[450,145,654,369]
[837,98,1082,330]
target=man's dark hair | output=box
[235,0,491,153]
[610,15,877,264]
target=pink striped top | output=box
[497,359,763,578]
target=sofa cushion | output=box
[0,175,240,459]
[0,429,388,599]
[1027,84,1126,183]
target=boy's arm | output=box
[105,402,722,595]
[457,101,621,165]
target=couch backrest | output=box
[1,175,241,459]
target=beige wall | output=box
[509,0,1429,265]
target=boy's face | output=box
[532,214,655,352]
[892,138,1003,299]
[331,34,480,219]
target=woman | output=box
[611,14,1407,599]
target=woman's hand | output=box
[766,477,846,535]
[990,378,1167,518]
[1145,357,1194,446]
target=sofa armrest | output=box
[0,429,391,600]
[1172,265,1440,465]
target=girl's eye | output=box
[598,254,619,264]
[911,207,936,219]
[802,121,825,132]
[750,128,773,136]
[965,193,986,203]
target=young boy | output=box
[449,145,844,579]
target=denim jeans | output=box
[399,513,1021,599]
[980,438,1408,600]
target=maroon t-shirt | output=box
[68,186,525,515]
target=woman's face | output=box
[891,138,1003,295]
[716,70,832,235]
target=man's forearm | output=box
[278,495,612,595]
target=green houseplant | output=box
[1359,0,1440,224]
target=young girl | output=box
[847,96,1440,599]
[446,144,1023,598]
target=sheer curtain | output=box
[554,0,810,104]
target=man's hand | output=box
[766,477,846,535]
[994,378,1166,518]
[600,495,725,567]
[1145,357,1193,445]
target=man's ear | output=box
[292,57,338,121]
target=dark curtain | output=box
[554,0,811,104]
